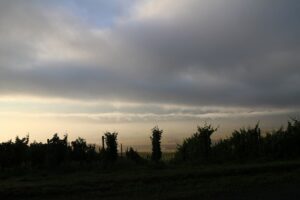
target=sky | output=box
[0,0,300,149]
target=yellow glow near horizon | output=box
[0,95,296,150]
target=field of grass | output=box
[1,160,300,199]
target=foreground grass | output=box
[1,160,300,199]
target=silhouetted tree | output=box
[210,123,263,163]
[151,126,163,162]
[174,124,217,163]
[285,119,300,157]
[264,119,300,159]
[29,142,47,167]
[0,136,30,168]
[229,123,261,161]
[211,139,233,163]
[104,132,118,161]
[0,140,14,168]
[71,137,87,163]
[86,144,97,162]
[12,136,29,166]
[46,134,68,167]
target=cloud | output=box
[0,0,300,109]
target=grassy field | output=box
[1,160,300,199]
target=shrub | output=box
[126,147,144,164]
[151,126,163,162]
[71,137,88,162]
[104,132,118,161]
[46,134,68,167]
[174,124,217,163]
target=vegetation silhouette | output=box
[103,132,118,162]
[174,124,217,163]
[0,119,300,170]
[46,134,68,167]
[211,119,300,163]
[29,142,47,167]
[71,137,88,163]
[150,126,163,162]
[126,147,145,164]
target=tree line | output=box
[0,119,300,169]
[174,119,300,163]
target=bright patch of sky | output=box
[48,0,139,27]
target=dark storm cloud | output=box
[0,0,300,108]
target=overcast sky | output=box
[0,0,299,147]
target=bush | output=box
[174,124,217,163]
[126,147,144,164]
[104,132,118,162]
[71,137,88,162]
[46,134,68,167]
[151,126,163,162]
[0,136,29,168]
[29,142,47,167]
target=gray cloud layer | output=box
[0,0,300,108]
